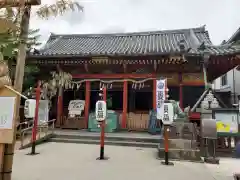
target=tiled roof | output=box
[30,26,240,57]
[225,27,240,44]
[190,44,240,55]
[32,27,211,57]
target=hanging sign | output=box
[95,100,107,121]
[156,79,167,119]
[68,100,85,117]
[161,102,174,125]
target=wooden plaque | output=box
[158,73,179,85]
[0,87,18,144]
[182,73,204,84]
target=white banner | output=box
[156,79,167,119]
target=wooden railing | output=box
[19,119,56,149]
[16,119,33,138]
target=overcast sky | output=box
[29,0,240,45]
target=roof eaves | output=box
[226,27,240,44]
[27,51,190,59]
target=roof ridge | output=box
[49,26,207,38]
[226,27,240,44]
[41,35,63,53]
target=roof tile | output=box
[31,27,240,57]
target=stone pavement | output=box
[12,143,238,180]
[205,158,239,180]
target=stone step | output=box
[157,146,202,162]
[54,133,160,143]
[49,138,158,148]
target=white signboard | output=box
[24,99,36,118]
[95,100,107,121]
[38,100,49,124]
[161,102,174,125]
[0,97,15,129]
[156,79,167,119]
[68,100,85,116]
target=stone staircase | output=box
[49,130,160,148]
[157,122,202,162]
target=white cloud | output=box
[29,0,240,45]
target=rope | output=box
[71,77,156,84]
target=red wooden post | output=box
[57,88,63,127]
[122,80,128,129]
[31,80,41,154]
[99,87,107,160]
[84,81,91,128]
[178,73,183,109]
[103,87,107,102]
[179,84,183,109]
[153,79,157,110]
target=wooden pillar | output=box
[122,80,128,129]
[84,81,90,128]
[179,73,183,109]
[57,87,63,127]
[153,79,157,110]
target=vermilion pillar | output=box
[84,81,90,128]
[153,79,157,110]
[179,73,183,109]
[57,87,63,127]
[122,80,128,129]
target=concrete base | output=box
[158,145,202,162]
[96,156,109,160]
[161,161,174,166]
[26,152,40,156]
[204,157,220,164]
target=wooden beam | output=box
[72,73,156,79]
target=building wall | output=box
[212,67,240,103]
